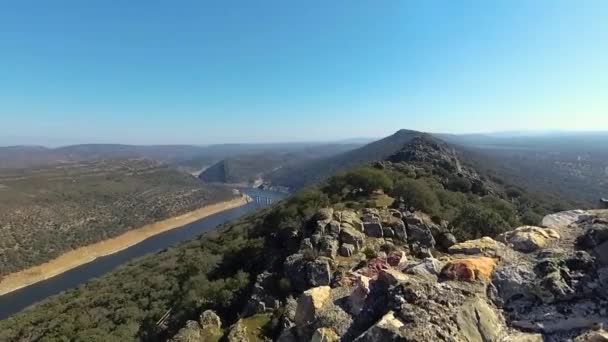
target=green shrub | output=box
[392,178,440,215]
[452,204,511,241]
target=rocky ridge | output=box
[176,207,608,341]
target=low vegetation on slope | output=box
[0,135,569,341]
[0,159,233,277]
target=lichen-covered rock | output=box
[242,272,280,315]
[294,286,331,327]
[284,254,308,292]
[456,297,504,342]
[335,210,364,231]
[339,243,356,257]
[448,236,501,256]
[348,275,371,315]
[339,226,365,250]
[442,257,498,282]
[227,319,249,342]
[311,327,340,342]
[406,222,436,249]
[353,311,406,341]
[574,329,608,342]
[436,231,457,250]
[363,218,383,238]
[307,258,332,287]
[327,220,341,237]
[498,226,560,252]
[314,208,334,222]
[317,236,339,259]
[386,250,407,268]
[382,227,395,238]
[404,257,443,280]
[391,219,407,241]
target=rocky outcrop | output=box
[171,310,222,342]
[498,225,560,252]
[268,208,608,341]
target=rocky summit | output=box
[179,207,608,342]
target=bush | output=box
[326,167,393,197]
[392,178,440,215]
[452,204,511,241]
[447,176,472,193]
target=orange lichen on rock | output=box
[441,257,498,282]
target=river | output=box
[0,188,287,320]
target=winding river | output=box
[0,188,287,320]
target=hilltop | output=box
[3,131,605,341]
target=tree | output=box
[452,204,510,241]
[342,167,393,196]
[392,178,440,215]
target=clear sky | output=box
[1,1,607,145]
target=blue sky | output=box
[1,1,607,145]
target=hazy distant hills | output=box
[199,143,360,184]
[0,141,366,170]
[436,132,608,207]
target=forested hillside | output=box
[0,159,234,277]
[0,132,577,341]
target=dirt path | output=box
[0,195,249,296]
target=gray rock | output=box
[340,226,365,250]
[317,236,339,259]
[339,243,356,257]
[456,297,504,342]
[307,258,332,286]
[436,232,457,250]
[391,219,408,241]
[382,227,395,238]
[327,220,341,237]
[335,210,364,231]
[284,254,308,292]
[407,223,436,249]
[363,222,383,238]
[353,311,406,341]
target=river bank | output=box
[0,195,249,296]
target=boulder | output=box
[574,329,608,342]
[378,268,409,286]
[311,327,340,342]
[404,257,443,280]
[442,257,498,282]
[317,236,339,259]
[335,210,364,231]
[307,258,332,287]
[242,272,280,315]
[406,222,436,249]
[456,297,504,342]
[382,227,395,238]
[542,209,586,229]
[356,257,391,279]
[199,310,222,330]
[353,311,406,341]
[448,236,500,256]
[498,226,560,252]
[595,241,608,265]
[363,222,383,238]
[348,275,371,315]
[339,243,356,257]
[171,320,216,342]
[283,254,308,292]
[578,223,608,248]
[327,220,341,237]
[294,286,332,327]
[391,219,407,241]
[436,232,457,250]
[226,319,249,342]
[314,208,334,222]
[387,250,408,268]
[339,226,365,250]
